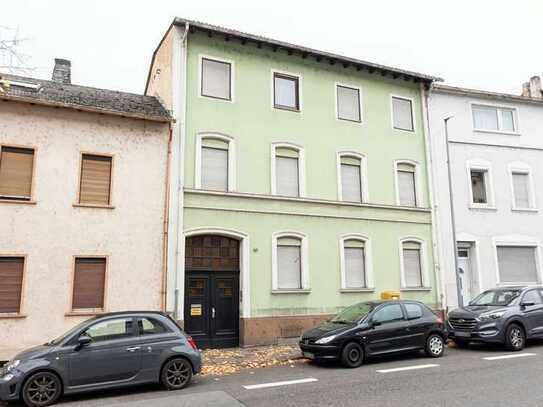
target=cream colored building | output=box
[0,60,171,359]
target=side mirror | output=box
[77,334,92,348]
[370,320,382,328]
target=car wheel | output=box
[161,358,193,390]
[452,339,470,348]
[505,324,525,351]
[22,371,62,407]
[425,334,445,358]
[341,342,364,368]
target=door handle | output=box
[126,346,140,352]
[212,307,216,319]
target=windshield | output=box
[470,289,521,306]
[47,318,94,345]
[331,302,373,324]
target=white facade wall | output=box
[0,101,169,357]
[428,88,543,309]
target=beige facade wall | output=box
[0,101,169,358]
[146,27,175,110]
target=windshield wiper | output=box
[332,319,353,324]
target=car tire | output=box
[425,334,445,358]
[21,371,62,407]
[161,358,193,390]
[505,324,526,351]
[452,339,470,348]
[340,342,364,368]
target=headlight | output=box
[478,311,506,322]
[315,335,337,344]
[2,360,20,375]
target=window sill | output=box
[65,310,106,317]
[273,105,301,113]
[0,199,36,205]
[73,203,115,210]
[339,288,375,293]
[393,127,415,133]
[271,289,311,295]
[200,93,233,102]
[511,207,538,213]
[473,129,520,137]
[337,117,362,124]
[0,313,27,319]
[468,204,497,211]
[400,287,432,292]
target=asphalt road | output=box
[4,341,543,407]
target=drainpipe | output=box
[420,83,445,312]
[444,116,464,308]
[161,123,173,311]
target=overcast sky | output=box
[2,0,542,95]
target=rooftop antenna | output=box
[0,26,35,75]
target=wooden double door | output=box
[184,235,240,349]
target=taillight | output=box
[436,317,443,324]
[186,335,198,350]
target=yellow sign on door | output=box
[190,304,202,316]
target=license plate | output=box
[455,331,470,337]
[303,352,315,359]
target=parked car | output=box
[447,286,543,351]
[299,300,446,368]
[0,311,201,407]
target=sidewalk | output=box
[200,343,305,376]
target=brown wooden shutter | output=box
[79,154,112,205]
[72,258,106,310]
[0,257,24,313]
[0,147,34,199]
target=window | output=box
[404,303,424,320]
[273,72,299,111]
[512,171,533,209]
[340,156,363,202]
[396,163,417,206]
[274,147,300,197]
[201,140,228,191]
[522,290,542,305]
[392,96,414,131]
[372,304,404,324]
[201,57,231,100]
[0,146,34,200]
[85,318,134,342]
[470,169,488,204]
[72,257,106,310]
[0,257,24,313]
[343,239,366,289]
[276,236,302,289]
[79,154,112,206]
[336,85,361,122]
[138,318,170,335]
[402,241,424,288]
[472,105,517,133]
[497,246,538,284]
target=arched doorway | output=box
[184,235,240,348]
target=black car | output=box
[448,286,543,351]
[0,311,202,407]
[299,300,446,368]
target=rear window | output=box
[404,303,424,319]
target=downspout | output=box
[161,122,173,311]
[420,82,446,312]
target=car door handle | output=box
[126,346,140,352]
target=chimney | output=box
[522,82,531,97]
[528,76,542,99]
[51,58,71,84]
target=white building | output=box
[0,60,171,359]
[428,78,543,309]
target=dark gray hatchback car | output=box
[0,311,202,407]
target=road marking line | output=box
[376,364,439,373]
[243,378,318,390]
[483,353,536,361]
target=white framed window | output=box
[271,143,305,197]
[399,238,429,289]
[471,104,518,134]
[337,152,368,203]
[508,163,536,211]
[339,234,374,291]
[391,95,415,132]
[394,160,420,207]
[199,55,233,101]
[466,160,495,209]
[272,70,301,112]
[493,238,541,285]
[195,133,236,192]
[336,84,362,122]
[272,231,309,292]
